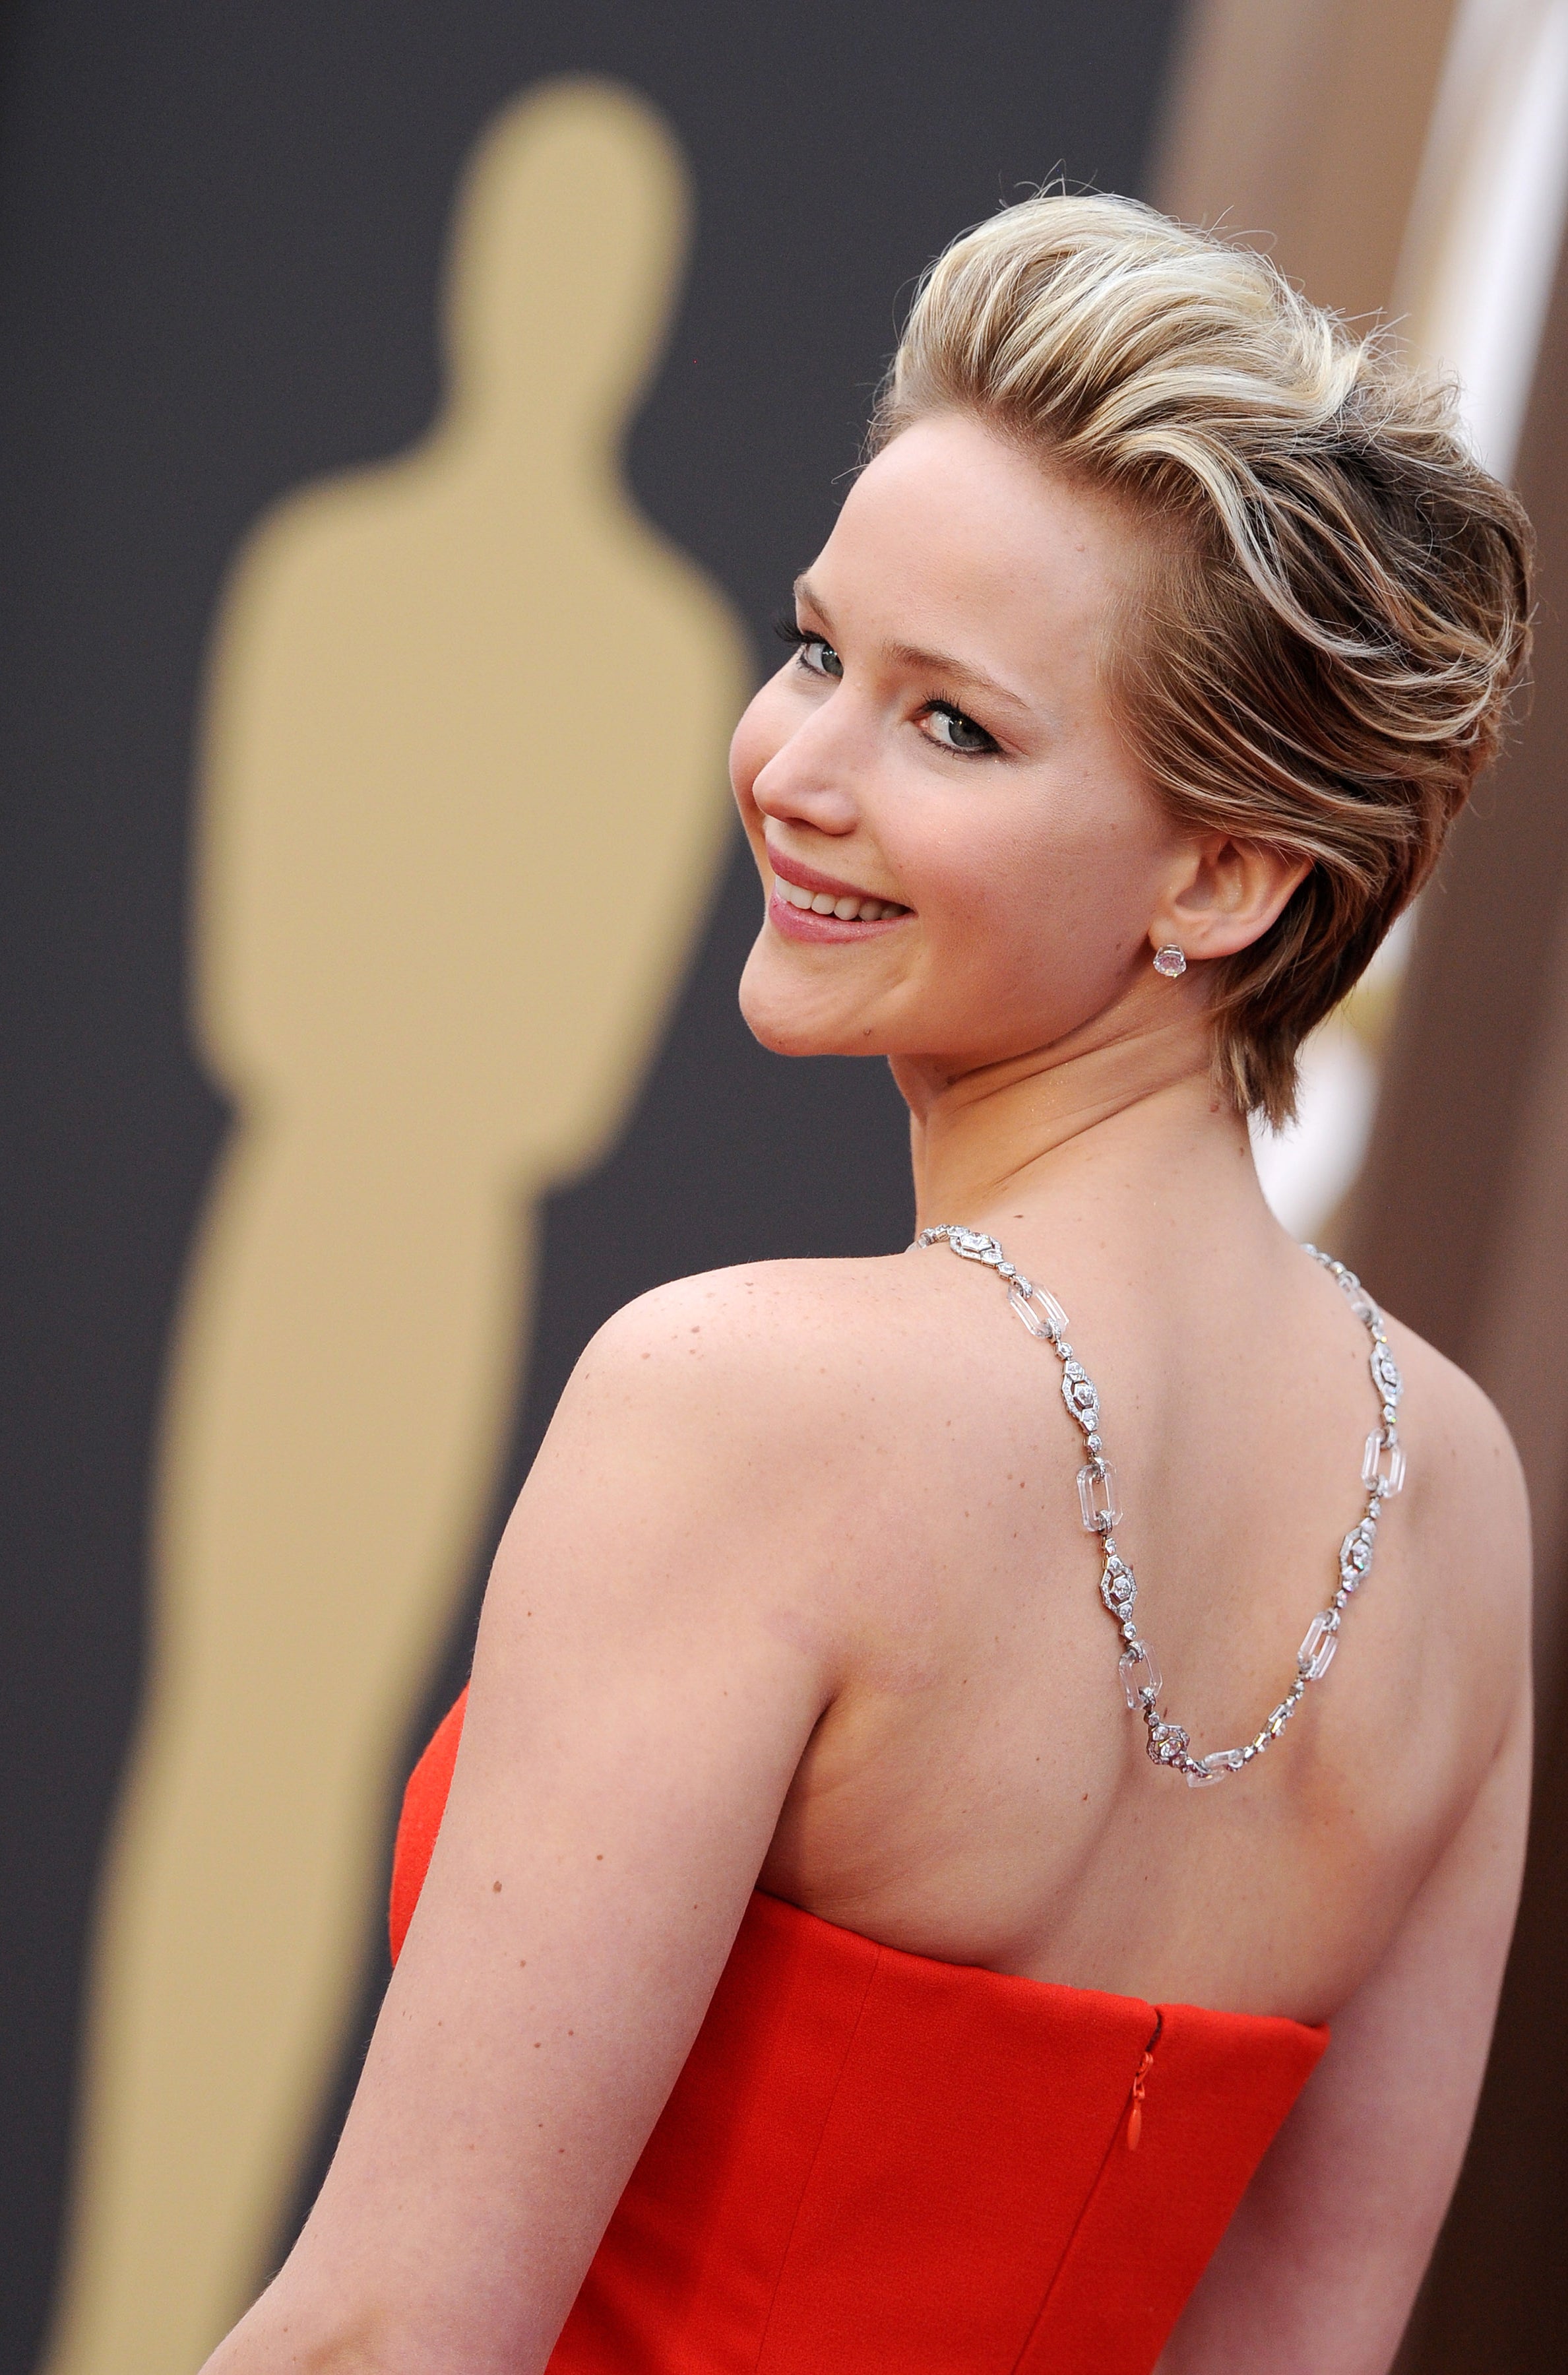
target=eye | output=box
[799,635,843,680]
[922,701,996,756]
[772,613,844,680]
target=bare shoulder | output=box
[566,1251,921,1438]
[1383,1310,1529,1554]
[1379,1308,1531,1707]
[522,1253,933,1574]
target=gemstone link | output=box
[1009,1283,1053,1337]
[1339,1519,1377,1591]
[1118,1643,1162,1709]
[1362,1432,1406,1496]
[1077,1461,1122,1531]
[1100,1554,1137,1619]
[1061,1360,1100,1433]
[1298,1612,1338,1682]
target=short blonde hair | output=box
[870,193,1534,1125]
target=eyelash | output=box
[772,612,818,656]
[770,613,998,756]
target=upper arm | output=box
[210,1275,840,2375]
[1159,1388,1534,2375]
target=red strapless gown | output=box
[391,1694,1326,2373]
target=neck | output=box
[894,1008,1265,1244]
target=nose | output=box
[749,684,863,840]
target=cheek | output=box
[915,798,1160,995]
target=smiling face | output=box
[732,412,1197,1079]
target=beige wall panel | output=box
[1154,0,1459,317]
[1474,909,1568,1688]
[1156,9,1568,2364]
[1346,216,1568,1657]
[1371,250,1568,2366]
[42,77,750,2375]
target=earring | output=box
[1152,945,1187,978]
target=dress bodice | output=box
[391,1692,1326,2374]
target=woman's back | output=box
[602,1125,1522,2027]
[363,1149,1522,2374]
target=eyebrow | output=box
[792,575,1033,716]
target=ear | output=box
[1147,832,1310,968]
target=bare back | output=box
[744,1214,1524,2027]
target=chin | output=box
[737,939,883,1059]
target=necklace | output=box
[917,1225,1406,1787]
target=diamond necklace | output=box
[917,1225,1406,1787]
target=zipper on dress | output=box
[1126,2012,1163,2150]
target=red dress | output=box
[391,1694,1326,2374]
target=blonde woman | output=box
[208,195,1534,2375]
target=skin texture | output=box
[204,413,1531,2375]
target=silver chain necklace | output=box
[917,1224,1406,1787]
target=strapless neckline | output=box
[391,1692,1327,2374]
[745,1883,1317,2038]
[388,1689,1317,2039]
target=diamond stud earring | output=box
[1152,945,1187,978]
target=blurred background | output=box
[1,3,1565,2368]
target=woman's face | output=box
[731,412,1194,1076]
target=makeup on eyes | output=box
[771,612,999,757]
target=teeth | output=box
[775,875,904,921]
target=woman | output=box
[208,194,1534,2374]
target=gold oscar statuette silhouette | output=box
[42,78,748,2373]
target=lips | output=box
[765,844,910,933]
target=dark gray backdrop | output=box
[0,2,1182,2354]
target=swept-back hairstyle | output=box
[870,193,1534,1124]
